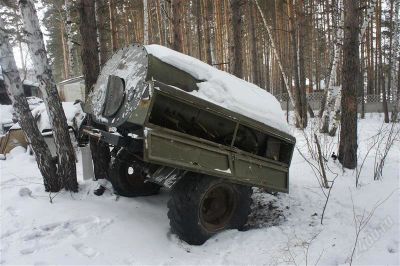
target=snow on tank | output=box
[86,44,290,135]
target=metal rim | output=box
[122,161,146,187]
[199,183,237,232]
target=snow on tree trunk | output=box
[254,0,301,124]
[65,0,74,78]
[320,43,341,133]
[143,0,149,45]
[0,18,60,192]
[328,87,342,136]
[19,0,78,192]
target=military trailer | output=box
[84,44,295,245]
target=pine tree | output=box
[338,0,360,169]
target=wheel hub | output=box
[199,183,237,232]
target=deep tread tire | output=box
[167,174,252,245]
[109,149,161,197]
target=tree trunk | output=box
[0,18,60,192]
[184,1,192,55]
[230,0,243,78]
[156,0,165,45]
[214,0,223,68]
[382,76,389,123]
[249,1,260,86]
[296,0,308,128]
[95,0,108,66]
[60,21,68,80]
[65,0,74,77]
[19,0,78,191]
[320,1,343,132]
[387,0,394,101]
[375,0,389,123]
[203,0,212,64]
[391,0,399,121]
[208,0,216,64]
[161,0,169,46]
[224,0,232,72]
[143,0,149,45]
[338,0,360,169]
[171,0,184,52]
[361,40,365,119]
[196,0,202,60]
[288,0,307,129]
[109,0,118,52]
[321,0,377,133]
[80,0,111,181]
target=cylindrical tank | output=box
[86,44,201,127]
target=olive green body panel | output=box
[141,86,294,192]
[144,127,289,193]
[127,97,151,125]
[146,55,201,92]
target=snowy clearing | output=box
[0,114,399,265]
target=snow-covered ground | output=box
[0,114,399,265]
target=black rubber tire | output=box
[167,174,252,245]
[109,149,161,197]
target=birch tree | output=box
[321,0,378,135]
[319,0,343,133]
[65,0,74,77]
[0,18,61,192]
[19,0,78,191]
[143,0,149,45]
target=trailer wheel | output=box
[167,174,252,245]
[109,149,160,197]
